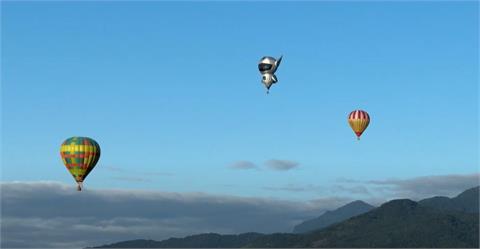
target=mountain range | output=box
[92,186,479,248]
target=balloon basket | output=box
[77,182,83,191]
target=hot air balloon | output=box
[60,137,100,191]
[348,110,370,140]
[258,55,282,94]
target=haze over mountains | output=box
[292,200,375,233]
[94,186,479,248]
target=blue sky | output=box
[2,1,478,201]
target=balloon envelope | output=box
[348,110,370,140]
[60,137,100,190]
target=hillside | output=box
[419,186,479,213]
[93,233,264,248]
[246,199,478,247]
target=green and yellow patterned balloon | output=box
[60,137,100,191]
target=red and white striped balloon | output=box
[348,110,370,140]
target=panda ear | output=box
[276,56,283,67]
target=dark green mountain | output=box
[246,199,478,247]
[419,186,479,213]
[293,200,375,233]
[92,186,479,248]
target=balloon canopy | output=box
[348,110,370,140]
[60,137,101,191]
[258,55,282,93]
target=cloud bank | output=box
[366,173,480,200]
[336,173,480,200]
[1,173,477,248]
[0,181,336,248]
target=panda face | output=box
[258,63,273,72]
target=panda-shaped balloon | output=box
[258,55,282,94]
